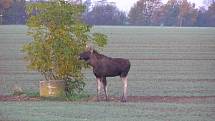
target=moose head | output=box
[79,44,94,63]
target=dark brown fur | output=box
[79,50,130,102]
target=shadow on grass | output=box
[25,91,90,101]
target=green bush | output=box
[22,0,107,98]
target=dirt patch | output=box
[0,95,41,101]
[85,96,215,104]
[1,95,215,104]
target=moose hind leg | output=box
[102,77,108,101]
[96,78,101,101]
[121,76,128,102]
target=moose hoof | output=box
[105,98,109,101]
[96,97,100,102]
[121,99,127,102]
[120,97,127,102]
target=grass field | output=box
[0,25,215,121]
[1,101,214,121]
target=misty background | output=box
[0,0,215,26]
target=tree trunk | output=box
[0,10,3,25]
[180,18,183,27]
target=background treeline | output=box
[0,0,215,26]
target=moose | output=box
[79,46,130,102]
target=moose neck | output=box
[89,50,103,68]
[89,54,99,68]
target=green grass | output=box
[1,25,215,96]
[24,91,40,97]
[1,25,215,121]
[0,101,215,121]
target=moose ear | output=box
[86,43,94,53]
[85,44,89,49]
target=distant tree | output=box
[150,2,165,26]
[0,0,13,24]
[189,4,198,26]
[0,0,12,9]
[205,1,215,26]
[158,0,197,26]
[203,0,215,6]
[84,2,126,25]
[3,0,27,24]
[128,0,161,26]
[177,0,197,26]
[158,0,180,26]
[195,7,207,26]
[178,0,189,26]
[83,0,92,13]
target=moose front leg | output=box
[121,76,128,102]
[96,78,101,101]
[102,77,108,101]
